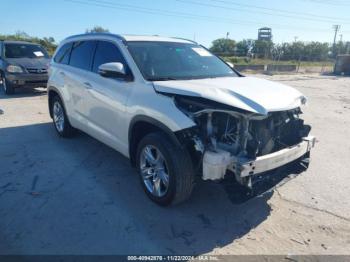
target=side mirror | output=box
[226,62,234,68]
[98,62,126,78]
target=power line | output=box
[298,0,350,7]
[175,0,350,24]
[65,0,245,24]
[69,0,244,22]
[64,0,342,34]
[206,0,350,22]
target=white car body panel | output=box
[48,34,196,157]
[48,34,307,159]
[153,76,306,115]
[49,64,88,131]
[47,33,316,203]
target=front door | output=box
[84,40,133,153]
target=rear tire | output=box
[1,75,15,95]
[136,132,195,206]
[51,95,76,137]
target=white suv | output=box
[48,33,315,205]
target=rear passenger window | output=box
[69,41,96,71]
[92,41,127,73]
[54,43,72,64]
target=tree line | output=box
[2,29,349,61]
[0,31,57,55]
[0,27,109,56]
[209,38,350,61]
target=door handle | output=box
[83,82,92,89]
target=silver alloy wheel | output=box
[53,101,65,133]
[140,145,170,197]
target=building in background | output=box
[258,27,272,41]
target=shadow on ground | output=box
[0,86,46,100]
[0,123,304,255]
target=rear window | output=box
[54,43,72,64]
[4,43,49,59]
[69,41,96,71]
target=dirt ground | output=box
[0,74,349,255]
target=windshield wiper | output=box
[148,77,178,81]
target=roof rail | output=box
[65,33,126,42]
[172,37,197,44]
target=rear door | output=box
[64,40,97,130]
[84,40,133,153]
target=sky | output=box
[1,0,350,47]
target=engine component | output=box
[202,150,231,180]
[173,95,311,183]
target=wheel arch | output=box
[48,87,64,118]
[128,115,184,166]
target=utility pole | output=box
[294,36,298,42]
[339,34,343,42]
[226,32,229,39]
[332,25,340,58]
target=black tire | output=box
[1,75,15,95]
[136,132,195,206]
[51,95,76,137]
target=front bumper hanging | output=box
[229,136,316,178]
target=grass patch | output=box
[222,56,334,67]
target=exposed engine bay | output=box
[172,95,314,187]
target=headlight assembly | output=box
[6,65,24,73]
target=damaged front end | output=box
[173,95,316,188]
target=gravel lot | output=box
[0,74,350,255]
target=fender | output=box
[48,86,65,118]
[128,115,185,165]
[128,115,183,147]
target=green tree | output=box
[236,39,255,57]
[277,41,330,61]
[280,42,305,60]
[38,37,57,55]
[271,43,284,61]
[85,26,110,33]
[0,32,57,55]
[209,38,236,56]
[334,41,350,56]
[303,42,329,61]
[252,40,273,59]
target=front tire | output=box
[136,132,195,206]
[51,95,76,137]
[1,75,15,95]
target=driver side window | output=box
[92,41,127,74]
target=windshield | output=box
[127,41,238,81]
[4,43,49,59]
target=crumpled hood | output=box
[153,76,306,115]
[6,58,50,69]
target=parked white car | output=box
[48,33,315,205]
